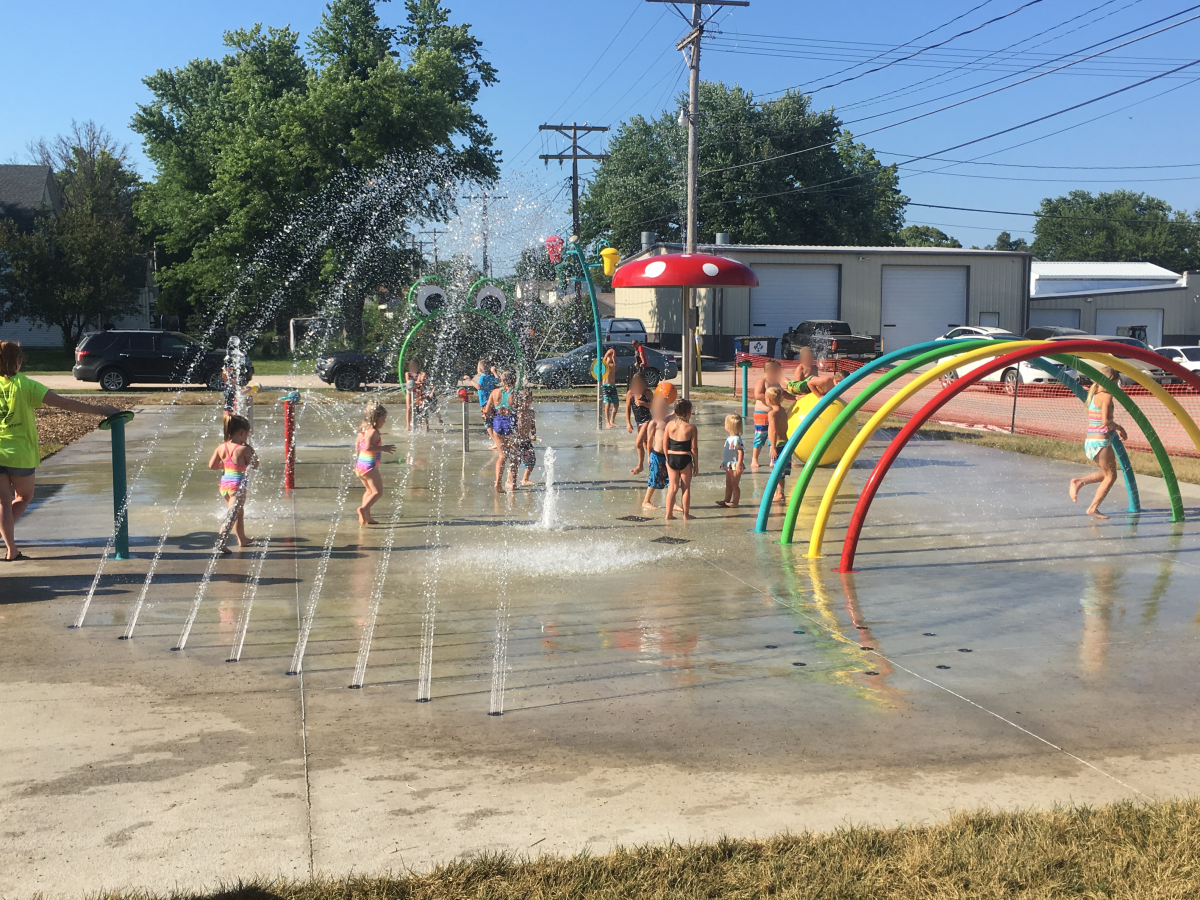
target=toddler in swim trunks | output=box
[641,396,671,509]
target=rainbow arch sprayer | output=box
[754,338,1200,571]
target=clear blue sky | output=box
[4,0,1199,261]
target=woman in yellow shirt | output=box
[0,341,121,561]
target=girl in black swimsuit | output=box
[662,399,697,521]
[626,374,655,474]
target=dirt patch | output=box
[37,402,135,460]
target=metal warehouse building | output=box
[614,240,1032,359]
[1027,261,1200,347]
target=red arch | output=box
[837,340,1200,572]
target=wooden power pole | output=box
[539,123,609,238]
[648,0,747,397]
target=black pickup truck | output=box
[780,319,877,362]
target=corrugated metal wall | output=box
[1029,282,1200,342]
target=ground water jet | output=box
[537,446,559,530]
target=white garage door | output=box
[1095,308,1163,346]
[1028,308,1081,329]
[749,265,839,338]
[881,266,967,352]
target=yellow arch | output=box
[806,344,1200,558]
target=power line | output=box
[906,201,1200,227]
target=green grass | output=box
[17,348,74,372]
[91,800,1200,899]
[249,357,316,375]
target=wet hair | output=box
[0,341,23,377]
[500,370,516,387]
[764,359,782,371]
[630,372,648,389]
[361,402,387,430]
[766,386,783,404]
[224,414,251,441]
[1087,365,1118,402]
[674,399,693,417]
[725,414,743,435]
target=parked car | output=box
[315,349,400,391]
[598,317,648,345]
[72,330,247,392]
[780,320,876,362]
[937,327,1062,392]
[1049,335,1171,386]
[1022,325,1088,341]
[1154,345,1200,374]
[533,341,678,388]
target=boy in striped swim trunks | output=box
[751,359,793,469]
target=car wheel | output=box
[781,343,795,361]
[98,368,128,392]
[1002,368,1020,394]
[334,369,362,392]
[643,367,661,388]
[940,370,959,388]
[206,370,226,392]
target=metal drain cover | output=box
[652,536,690,545]
[618,515,651,522]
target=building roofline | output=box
[625,242,1032,262]
[1029,283,1186,300]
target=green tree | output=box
[133,0,498,343]
[0,122,145,351]
[579,82,905,253]
[899,225,961,248]
[986,230,1029,252]
[1031,190,1200,271]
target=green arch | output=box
[398,274,525,388]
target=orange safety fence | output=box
[732,354,1200,458]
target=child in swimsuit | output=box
[1069,365,1128,519]
[207,413,258,553]
[601,347,619,428]
[717,414,745,508]
[354,402,396,525]
[485,371,519,491]
[471,359,499,448]
[751,360,793,469]
[625,373,654,474]
[515,388,537,486]
[662,399,698,522]
[641,396,671,510]
[765,386,791,503]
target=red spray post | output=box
[280,390,300,490]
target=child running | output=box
[354,402,396,525]
[663,398,698,522]
[601,346,619,428]
[625,373,654,474]
[485,371,519,491]
[471,359,499,448]
[1069,365,1128,519]
[641,395,671,509]
[766,386,791,503]
[515,387,537,486]
[207,414,258,553]
[717,414,745,508]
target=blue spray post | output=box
[739,359,752,419]
[99,411,136,560]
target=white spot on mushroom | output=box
[702,263,720,277]
[644,260,667,278]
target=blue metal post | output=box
[739,360,751,419]
[110,416,130,560]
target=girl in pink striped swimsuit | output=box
[207,414,257,552]
[355,403,396,525]
[1069,365,1127,519]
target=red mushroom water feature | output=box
[612,252,758,398]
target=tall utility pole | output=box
[539,123,609,237]
[419,228,439,267]
[462,191,508,277]
[649,0,748,397]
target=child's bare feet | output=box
[716,500,730,508]
[642,501,658,510]
[1087,507,1109,519]
[665,514,675,521]
[217,541,231,555]
[682,513,696,520]
[520,478,534,486]
[1069,479,1080,503]
[357,507,368,524]
[751,461,760,469]
[631,465,643,475]
[237,537,254,547]
[495,482,505,493]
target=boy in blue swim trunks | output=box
[751,359,792,468]
[601,347,619,427]
[641,396,671,509]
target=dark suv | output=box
[73,330,249,392]
[315,349,400,391]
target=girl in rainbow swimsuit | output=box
[1069,365,1127,520]
[355,402,396,525]
[207,414,258,552]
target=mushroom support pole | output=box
[838,346,1200,570]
